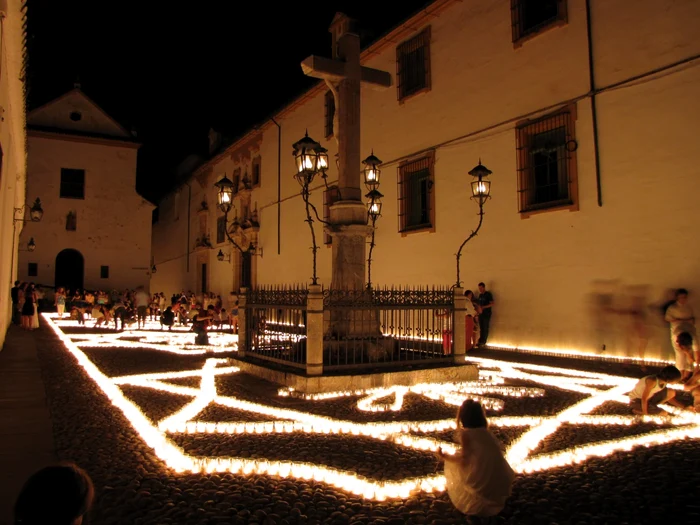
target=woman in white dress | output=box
[31,286,41,329]
[436,399,515,519]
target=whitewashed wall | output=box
[19,138,153,291]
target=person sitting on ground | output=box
[160,306,175,331]
[435,399,515,519]
[628,365,686,415]
[683,367,700,412]
[14,462,94,525]
[92,305,110,327]
[191,310,213,345]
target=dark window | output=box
[511,0,566,42]
[217,216,227,244]
[201,263,208,293]
[27,262,38,277]
[69,111,82,121]
[251,156,261,187]
[324,90,335,138]
[66,211,77,231]
[398,153,435,233]
[396,27,431,101]
[60,168,85,199]
[100,266,109,279]
[323,186,341,245]
[233,168,241,194]
[516,107,578,213]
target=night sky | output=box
[26,0,433,202]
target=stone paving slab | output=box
[0,324,56,525]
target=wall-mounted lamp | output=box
[19,237,36,252]
[151,264,157,274]
[14,198,44,224]
[217,249,231,263]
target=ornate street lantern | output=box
[151,264,157,274]
[216,249,225,262]
[316,145,329,175]
[292,131,321,186]
[362,152,382,191]
[469,161,492,206]
[29,198,43,222]
[27,237,36,252]
[366,189,383,219]
[214,175,235,213]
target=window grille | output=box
[516,108,576,212]
[511,0,566,42]
[216,216,226,244]
[252,156,261,187]
[324,90,335,138]
[323,186,340,245]
[397,153,435,232]
[66,211,77,231]
[396,27,431,101]
[60,168,85,199]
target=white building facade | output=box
[19,86,154,292]
[152,0,700,360]
[0,0,28,348]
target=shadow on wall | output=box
[587,280,681,360]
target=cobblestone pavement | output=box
[35,319,700,525]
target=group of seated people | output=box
[57,288,239,339]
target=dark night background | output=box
[25,0,433,203]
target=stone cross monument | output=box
[301,13,392,291]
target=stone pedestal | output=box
[452,287,466,363]
[305,284,324,376]
[237,287,248,357]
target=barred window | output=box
[516,106,578,214]
[511,0,567,43]
[398,152,435,233]
[60,168,85,199]
[216,216,226,244]
[324,90,335,139]
[251,156,262,187]
[396,27,431,102]
[66,211,77,231]
[323,186,341,245]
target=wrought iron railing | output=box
[323,286,454,370]
[245,285,308,368]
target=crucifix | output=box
[301,12,392,291]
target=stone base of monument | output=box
[228,351,477,394]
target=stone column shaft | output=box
[305,284,324,375]
[452,287,466,364]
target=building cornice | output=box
[27,126,142,149]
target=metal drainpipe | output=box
[186,181,192,272]
[585,0,603,207]
[270,117,282,255]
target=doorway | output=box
[201,263,207,294]
[55,249,84,291]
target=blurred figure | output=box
[14,462,94,525]
[665,288,698,381]
[436,399,514,519]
